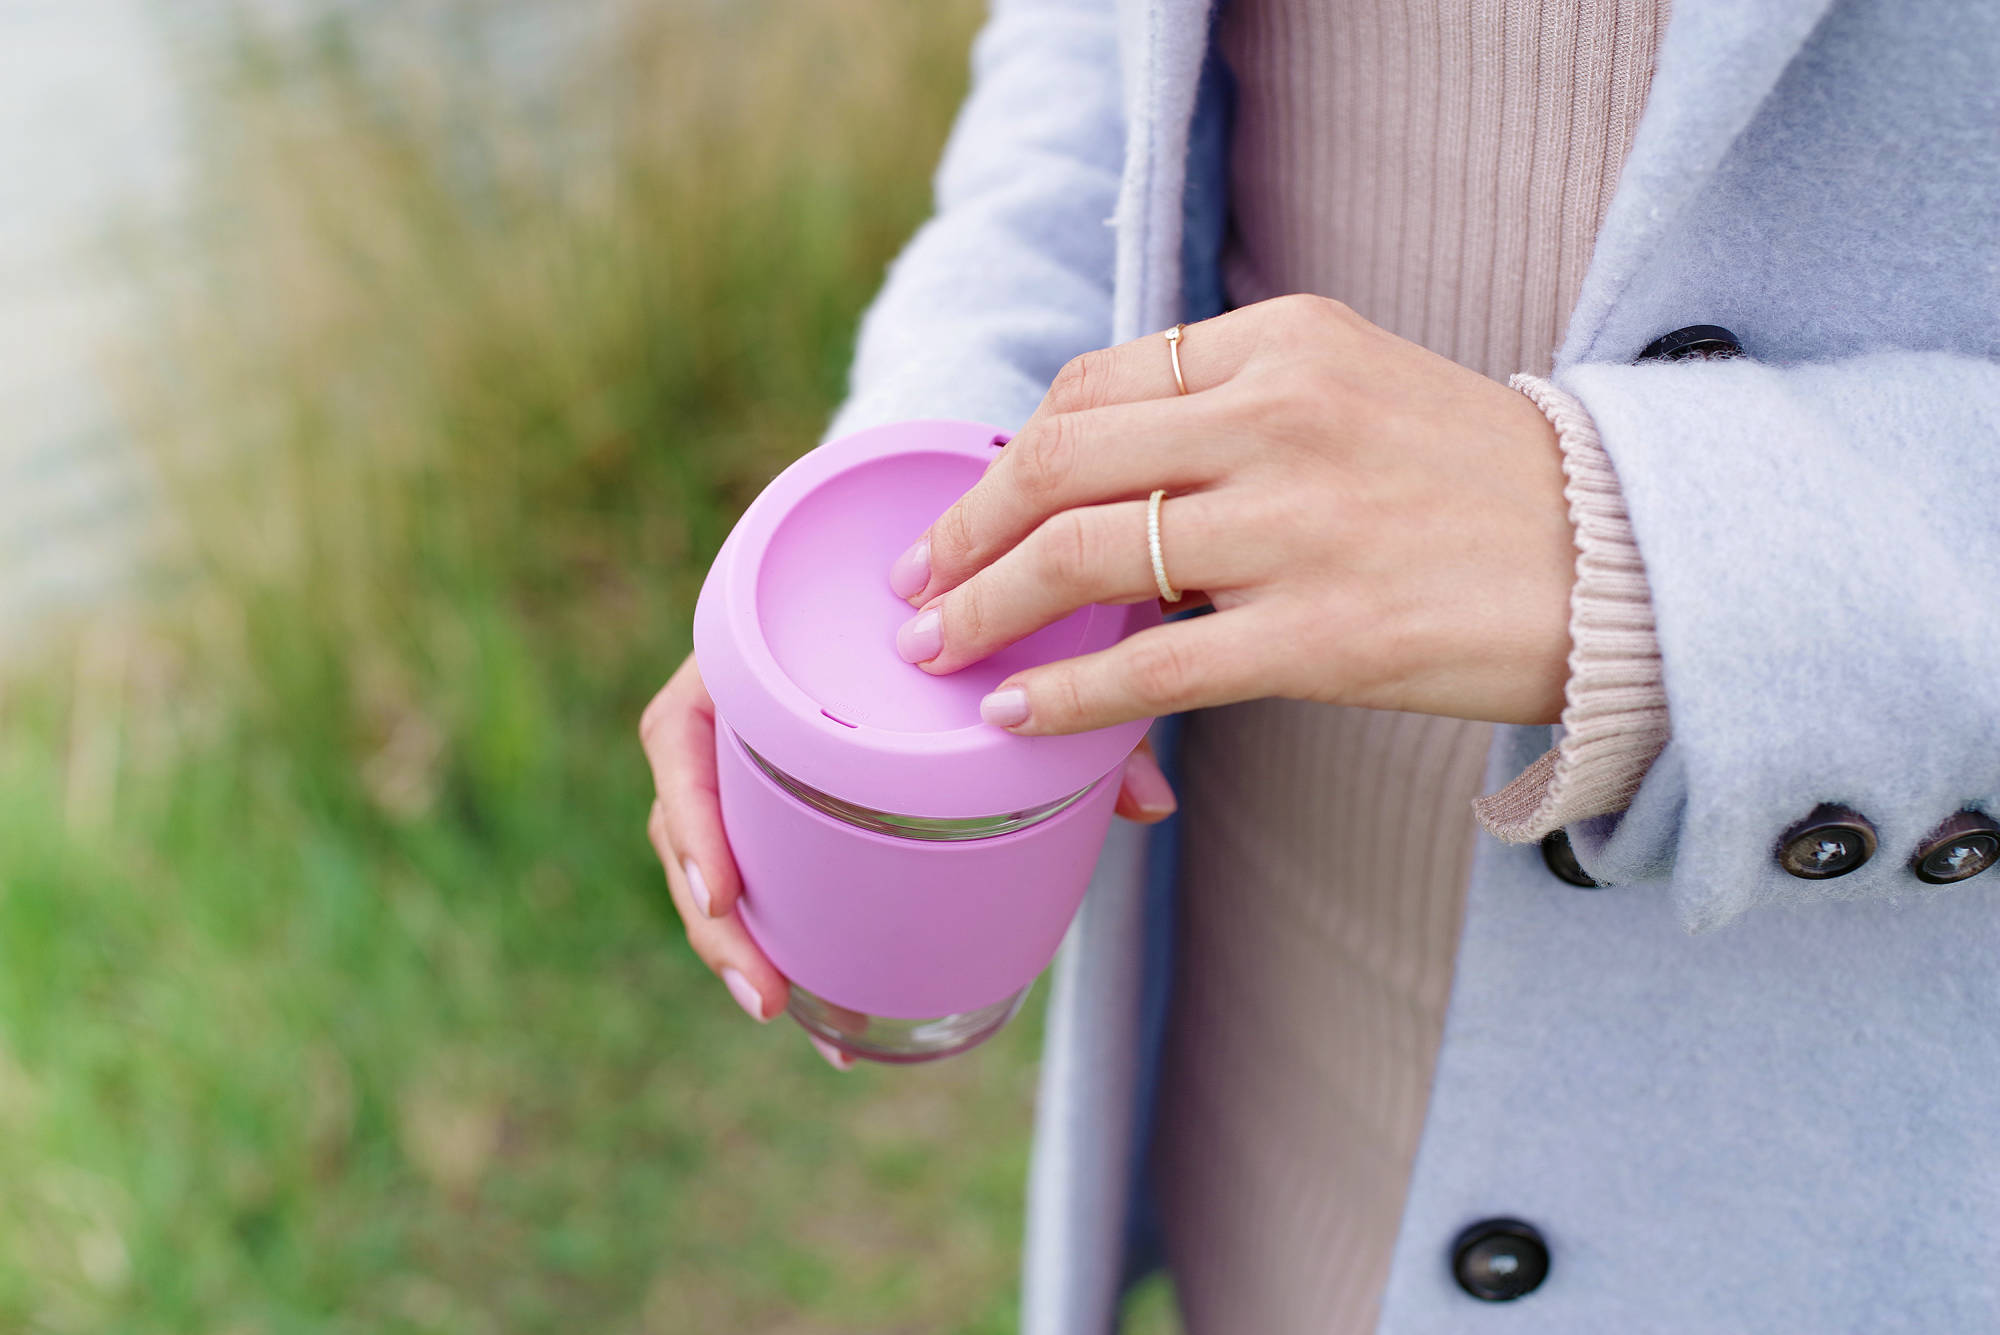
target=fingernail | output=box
[889,538,931,600]
[896,609,943,664]
[808,1034,855,1071]
[980,687,1030,728]
[1120,750,1178,818]
[721,966,769,1023]
[684,858,713,918]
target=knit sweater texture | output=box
[1153,3,1669,1329]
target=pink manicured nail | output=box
[808,1034,855,1071]
[684,858,713,918]
[896,609,943,664]
[980,687,1030,728]
[1120,751,1178,817]
[889,538,931,600]
[720,966,769,1022]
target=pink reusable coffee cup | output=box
[692,418,1159,1062]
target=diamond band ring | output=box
[1147,489,1181,604]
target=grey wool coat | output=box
[827,0,2000,1330]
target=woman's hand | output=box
[639,657,802,1044]
[638,653,1178,1068]
[887,295,1578,732]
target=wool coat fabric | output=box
[827,0,2000,1329]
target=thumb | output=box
[1113,737,1177,824]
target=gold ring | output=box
[1164,323,1189,396]
[1147,489,1181,603]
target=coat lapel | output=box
[1560,0,1838,364]
[1112,0,1217,343]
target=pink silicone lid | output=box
[693,419,1159,818]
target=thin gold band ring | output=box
[1164,323,1189,396]
[1147,489,1181,603]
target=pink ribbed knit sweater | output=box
[1150,3,1672,1332]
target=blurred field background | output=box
[0,2,1180,1331]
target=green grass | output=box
[1,3,1183,1331]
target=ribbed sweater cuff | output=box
[1475,375,1670,843]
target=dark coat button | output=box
[1636,324,1744,362]
[1911,811,2000,885]
[1541,829,1603,888]
[1777,804,1878,879]
[1452,1218,1550,1302]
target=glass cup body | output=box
[787,979,1032,1064]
